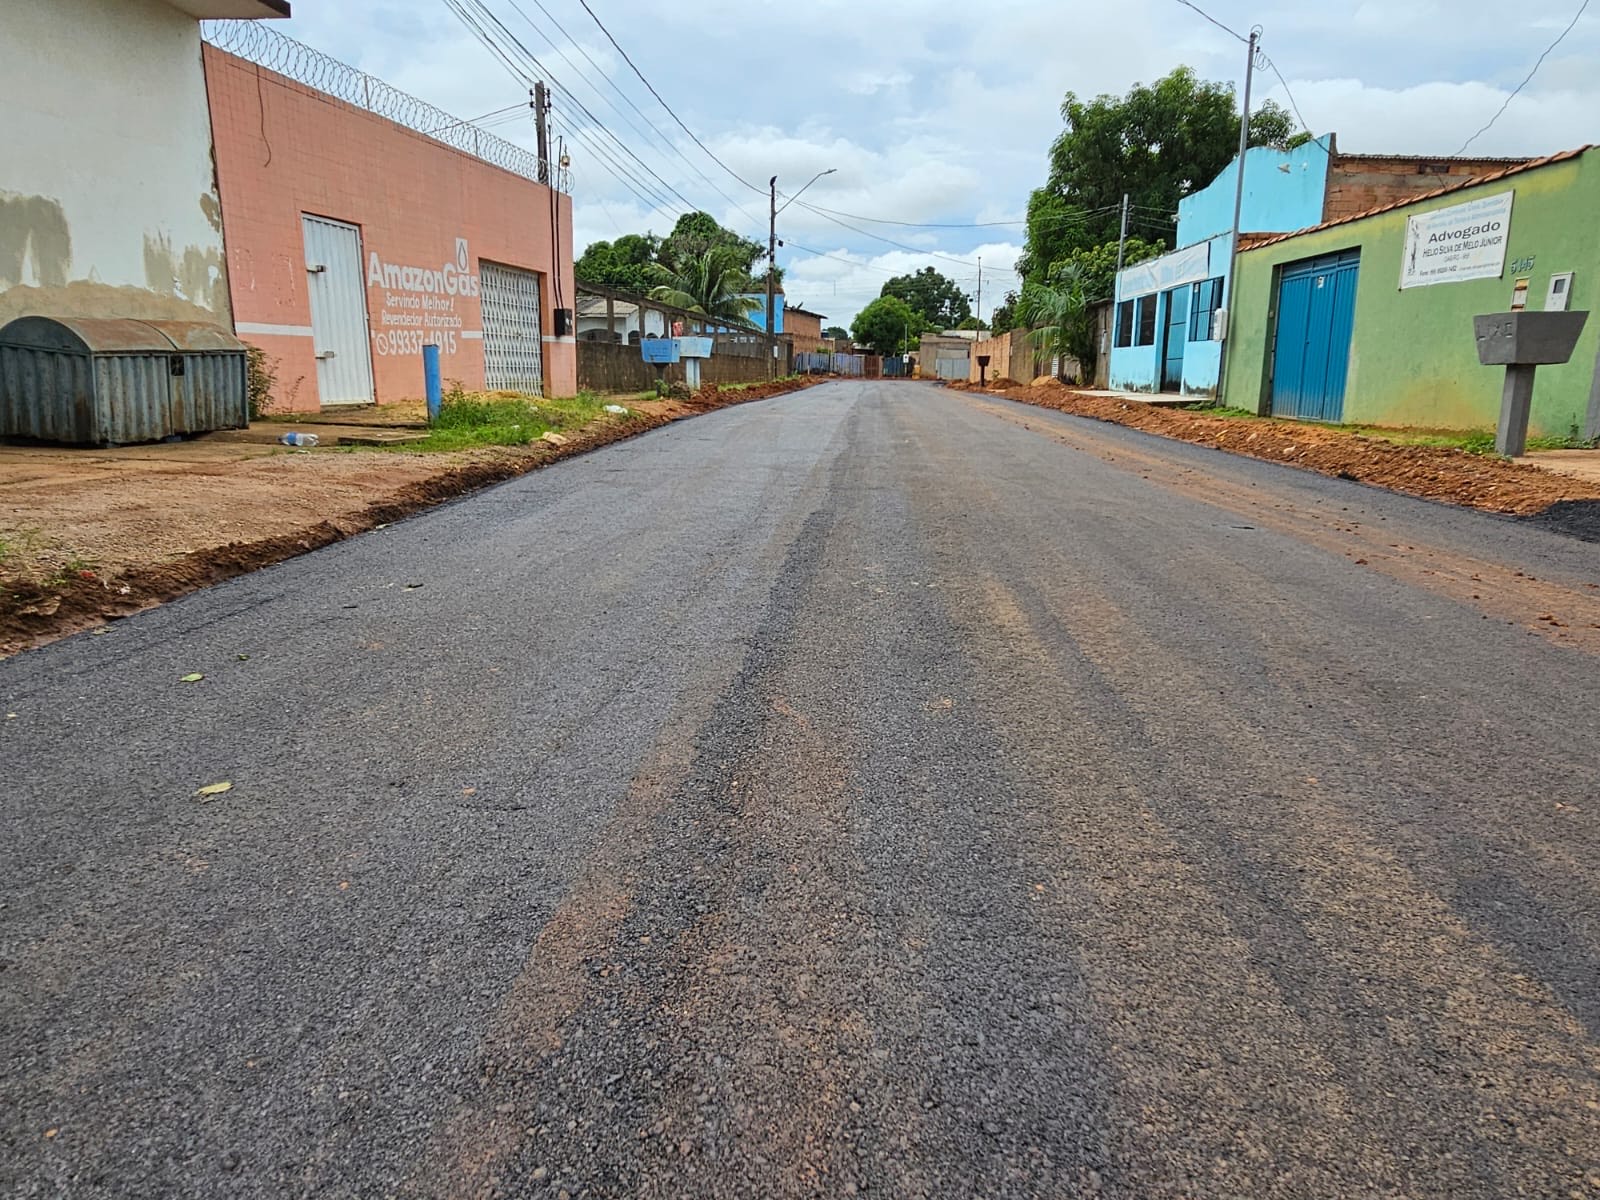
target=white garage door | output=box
[479,260,544,395]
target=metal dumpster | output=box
[0,316,249,445]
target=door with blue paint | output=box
[1270,249,1360,422]
[1160,284,1189,392]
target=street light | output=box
[768,168,836,375]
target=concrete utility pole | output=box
[767,167,837,379]
[768,176,778,379]
[534,82,549,186]
[1223,30,1258,315]
[975,258,983,332]
[1216,28,1259,406]
[1115,193,1130,274]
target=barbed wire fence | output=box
[202,20,569,192]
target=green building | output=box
[1222,147,1599,440]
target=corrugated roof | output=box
[1245,145,1592,251]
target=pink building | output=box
[205,38,576,411]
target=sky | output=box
[256,0,1597,328]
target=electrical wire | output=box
[778,201,1116,230]
[422,100,528,135]
[443,0,705,214]
[1173,0,1248,43]
[570,0,766,194]
[494,0,765,226]
[1456,0,1591,153]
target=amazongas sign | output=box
[368,237,478,357]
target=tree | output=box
[1016,67,1299,284]
[575,233,663,294]
[823,325,850,341]
[955,316,989,332]
[881,267,971,329]
[1016,265,1091,383]
[661,211,770,290]
[1057,236,1166,303]
[649,251,762,328]
[989,291,1020,333]
[575,212,776,298]
[851,295,922,356]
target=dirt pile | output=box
[0,376,825,655]
[954,381,1600,518]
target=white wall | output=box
[0,0,231,324]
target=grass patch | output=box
[1182,403,1260,420]
[716,374,800,393]
[395,386,624,452]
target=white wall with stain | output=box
[0,0,231,324]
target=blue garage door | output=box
[1270,249,1360,422]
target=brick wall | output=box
[1322,155,1528,224]
[205,46,576,411]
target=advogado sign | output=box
[1399,191,1513,290]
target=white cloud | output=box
[265,0,1600,325]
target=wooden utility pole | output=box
[534,82,550,185]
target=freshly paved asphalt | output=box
[4,381,1600,1199]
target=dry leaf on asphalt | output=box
[180,673,204,683]
[194,781,233,799]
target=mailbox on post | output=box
[678,336,713,391]
[640,335,681,395]
[976,354,992,388]
[1472,310,1589,456]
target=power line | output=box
[1173,0,1248,43]
[570,0,765,194]
[791,200,991,268]
[1456,0,1591,153]
[492,0,765,227]
[782,201,1114,230]
[443,0,708,216]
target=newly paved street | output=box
[4,380,1599,1199]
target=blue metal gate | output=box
[1160,285,1189,392]
[1270,249,1360,422]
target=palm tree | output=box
[1016,263,1091,381]
[648,252,762,329]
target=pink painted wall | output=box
[205,45,577,410]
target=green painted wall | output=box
[1223,152,1600,437]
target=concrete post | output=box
[606,294,616,343]
[423,344,442,423]
[1585,338,1600,443]
[1496,365,1536,456]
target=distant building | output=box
[785,304,828,353]
[742,293,788,333]
[1109,135,1528,398]
[920,333,974,380]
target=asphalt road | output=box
[4,381,1600,1199]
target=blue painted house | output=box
[741,293,786,333]
[1109,136,1335,397]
